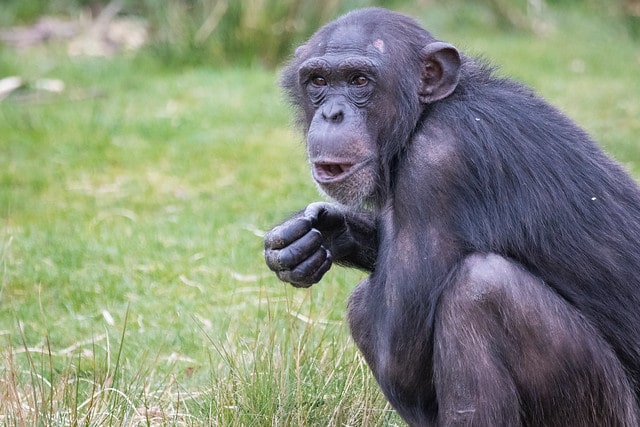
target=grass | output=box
[1,4,639,425]
[0,48,391,425]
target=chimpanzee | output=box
[264,7,640,426]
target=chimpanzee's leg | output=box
[434,253,638,427]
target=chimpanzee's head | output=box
[281,8,461,207]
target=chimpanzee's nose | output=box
[321,102,345,124]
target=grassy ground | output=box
[1,4,639,426]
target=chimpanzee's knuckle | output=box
[264,248,282,271]
[264,228,285,250]
[278,269,314,288]
[288,269,315,288]
[277,269,311,288]
[304,202,329,219]
[276,270,292,283]
[265,217,312,250]
[309,228,323,244]
[311,258,332,283]
[292,281,314,289]
[282,217,312,242]
[293,247,332,285]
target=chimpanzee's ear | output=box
[418,42,461,104]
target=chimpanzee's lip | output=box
[312,159,368,183]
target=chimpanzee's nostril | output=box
[321,104,345,124]
[329,111,344,123]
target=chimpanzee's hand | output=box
[264,202,348,288]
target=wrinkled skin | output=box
[265,8,640,426]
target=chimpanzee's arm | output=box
[264,202,377,287]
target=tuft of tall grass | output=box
[1,295,400,425]
[131,0,379,67]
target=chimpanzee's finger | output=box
[271,228,323,270]
[278,247,332,288]
[304,202,329,222]
[304,202,344,230]
[264,216,312,250]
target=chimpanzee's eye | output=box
[350,75,369,87]
[311,76,327,86]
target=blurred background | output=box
[1,0,639,68]
[1,1,639,425]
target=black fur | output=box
[266,7,640,426]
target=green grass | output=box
[0,47,391,425]
[1,4,639,425]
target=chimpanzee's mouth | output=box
[313,162,356,182]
